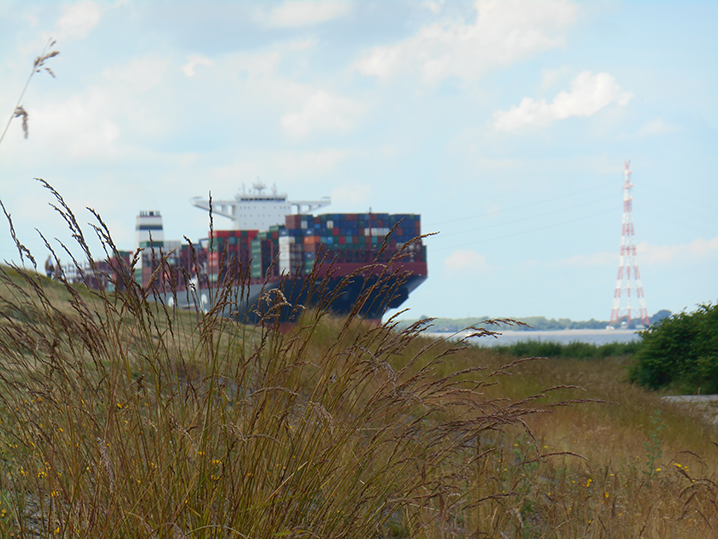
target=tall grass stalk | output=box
[0,38,59,146]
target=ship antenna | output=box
[253,178,266,194]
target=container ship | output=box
[130,183,428,322]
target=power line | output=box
[430,207,620,253]
[433,194,616,239]
[425,178,622,228]
[641,192,718,222]
[641,206,718,235]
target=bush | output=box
[629,303,718,393]
[490,339,640,359]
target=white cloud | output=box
[287,39,315,51]
[620,118,681,140]
[56,1,102,40]
[637,119,680,136]
[638,236,718,265]
[263,0,352,28]
[424,1,445,14]
[494,71,633,131]
[444,250,489,272]
[331,183,371,206]
[26,87,122,161]
[274,149,349,176]
[103,55,170,93]
[484,203,503,218]
[8,55,172,163]
[354,0,577,82]
[540,66,571,90]
[177,153,200,167]
[554,251,617,267]
[211,149,349,187]
[228,50,283,78]
[182,55,213,78]
[281,90,365,138]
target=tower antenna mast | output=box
[610,161,649,327]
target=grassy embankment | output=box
[1,268,716,538]
[0,194,715,537]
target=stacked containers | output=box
[283,212,424,269]
[250,238,263,278]
[207,229,258,282]
[192,213,424,284]
[250,225,284,280]
[142,213,424,288]
[279,227,304,274]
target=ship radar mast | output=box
[190,183,331,232]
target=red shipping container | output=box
[286,215,301,229]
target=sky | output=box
[0,0,716,321]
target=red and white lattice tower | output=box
[610,161,649,327]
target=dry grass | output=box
[0,38,59,146]
[0,184,715,538]
[390,336,718,537]
[0,184,590,538]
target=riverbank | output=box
[429,328,640,346]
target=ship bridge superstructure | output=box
[191,181,330,231]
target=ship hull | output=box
[156,269,426,324]
[250,271,427,323]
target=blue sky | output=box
[1,0,716,321]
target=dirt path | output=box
[662,395,718,426]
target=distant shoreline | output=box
[431,329,640,337]
[427,328,641,346]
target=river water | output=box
[428,329,641,347]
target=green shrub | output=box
[490,339,639,359]
[629,303,718,393]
